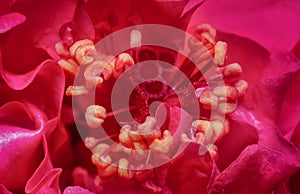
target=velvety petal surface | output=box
[191,0,300,52]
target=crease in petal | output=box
[25,135,62,194]
[0,60,65,121]
[0,102,44,192]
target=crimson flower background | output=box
[0,0,300,194]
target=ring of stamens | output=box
[56,23,249,193]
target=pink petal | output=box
[0,102,44,192]
[85,0,203,39]
[25,135,62,194]
[216,118,258,171]
[212,144,299,194]
[0,60,65,120]
[0,12,25,33]
[167,143,215,194]
[277,70,300,138]
[10,0,77,58]
[63,186,95,194]
[191,0,300,52]
[0,185,12,194]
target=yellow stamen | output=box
[149,130,173,153]
[119,125,132,148]
[70,39,97,65]
[218,101,237,114]
[130,30,142,48]
[92,153,112,170]
[85,105,107,128]
[223,62,242,82]
[199,89,219,110]
[196,23,216,38]
[55,42,70,57]
[234,80,248,97]
[213,85,238,99]
[58,59,78,75]
[137,116,156,136]
[84,60,106,87]
[65,85,88,96]
[214,41,227,66]
[118,158,132,179]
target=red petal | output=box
[0,60,65,119]
[0,12,25,33]
[0,185,12,194]
[63,186,95,194]
[277,70,300,138]
[0,102,44,192]
[212,144,299,194]
[191,0,300,52]
[167,143,215,194]
[25,135,62,194]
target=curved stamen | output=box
[85,105,107,128]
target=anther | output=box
[118,158,132,180]
[84,60,106,87]
[207,144,218,159]
[132,142,147,156]
[191,120,214,144]
[223,62,242,83]
[130,30,142,48]
[92,153,112,170]
[113,53,135,78]
[65,85,88,96]
[218,101,237,114]
[196,23,216,38]
[85,105,107,128]
[201,32,216,45]
[70,39,97,65]
[85,137,97,149]
[149,130,173,153]
[137,116,156,136]
[199,89,219,110]
[213,86,238,99]
[115,53,134,70]
[55,42,70,57]
[214,41,227,66]
[58,59,78,75]
[234,80,248,97]
[119,125,132,148]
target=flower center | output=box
[56,23,248,193]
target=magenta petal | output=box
[0,185,12,194]
[63,186,95,194]
[167,143,215,194]
[10,0,77,58]
[25,135,62,194]
[86,0,203,36]
[212,144,300,194]
[0,12,25,33]
[191,0,300,52]
[243,53,300,121]
[0,102,44,192]
[277,71,300,138]
[0,60,65,120]
[72,1,95,41]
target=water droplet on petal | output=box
[59,22,75,47]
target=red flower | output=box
[1,0,300,193]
